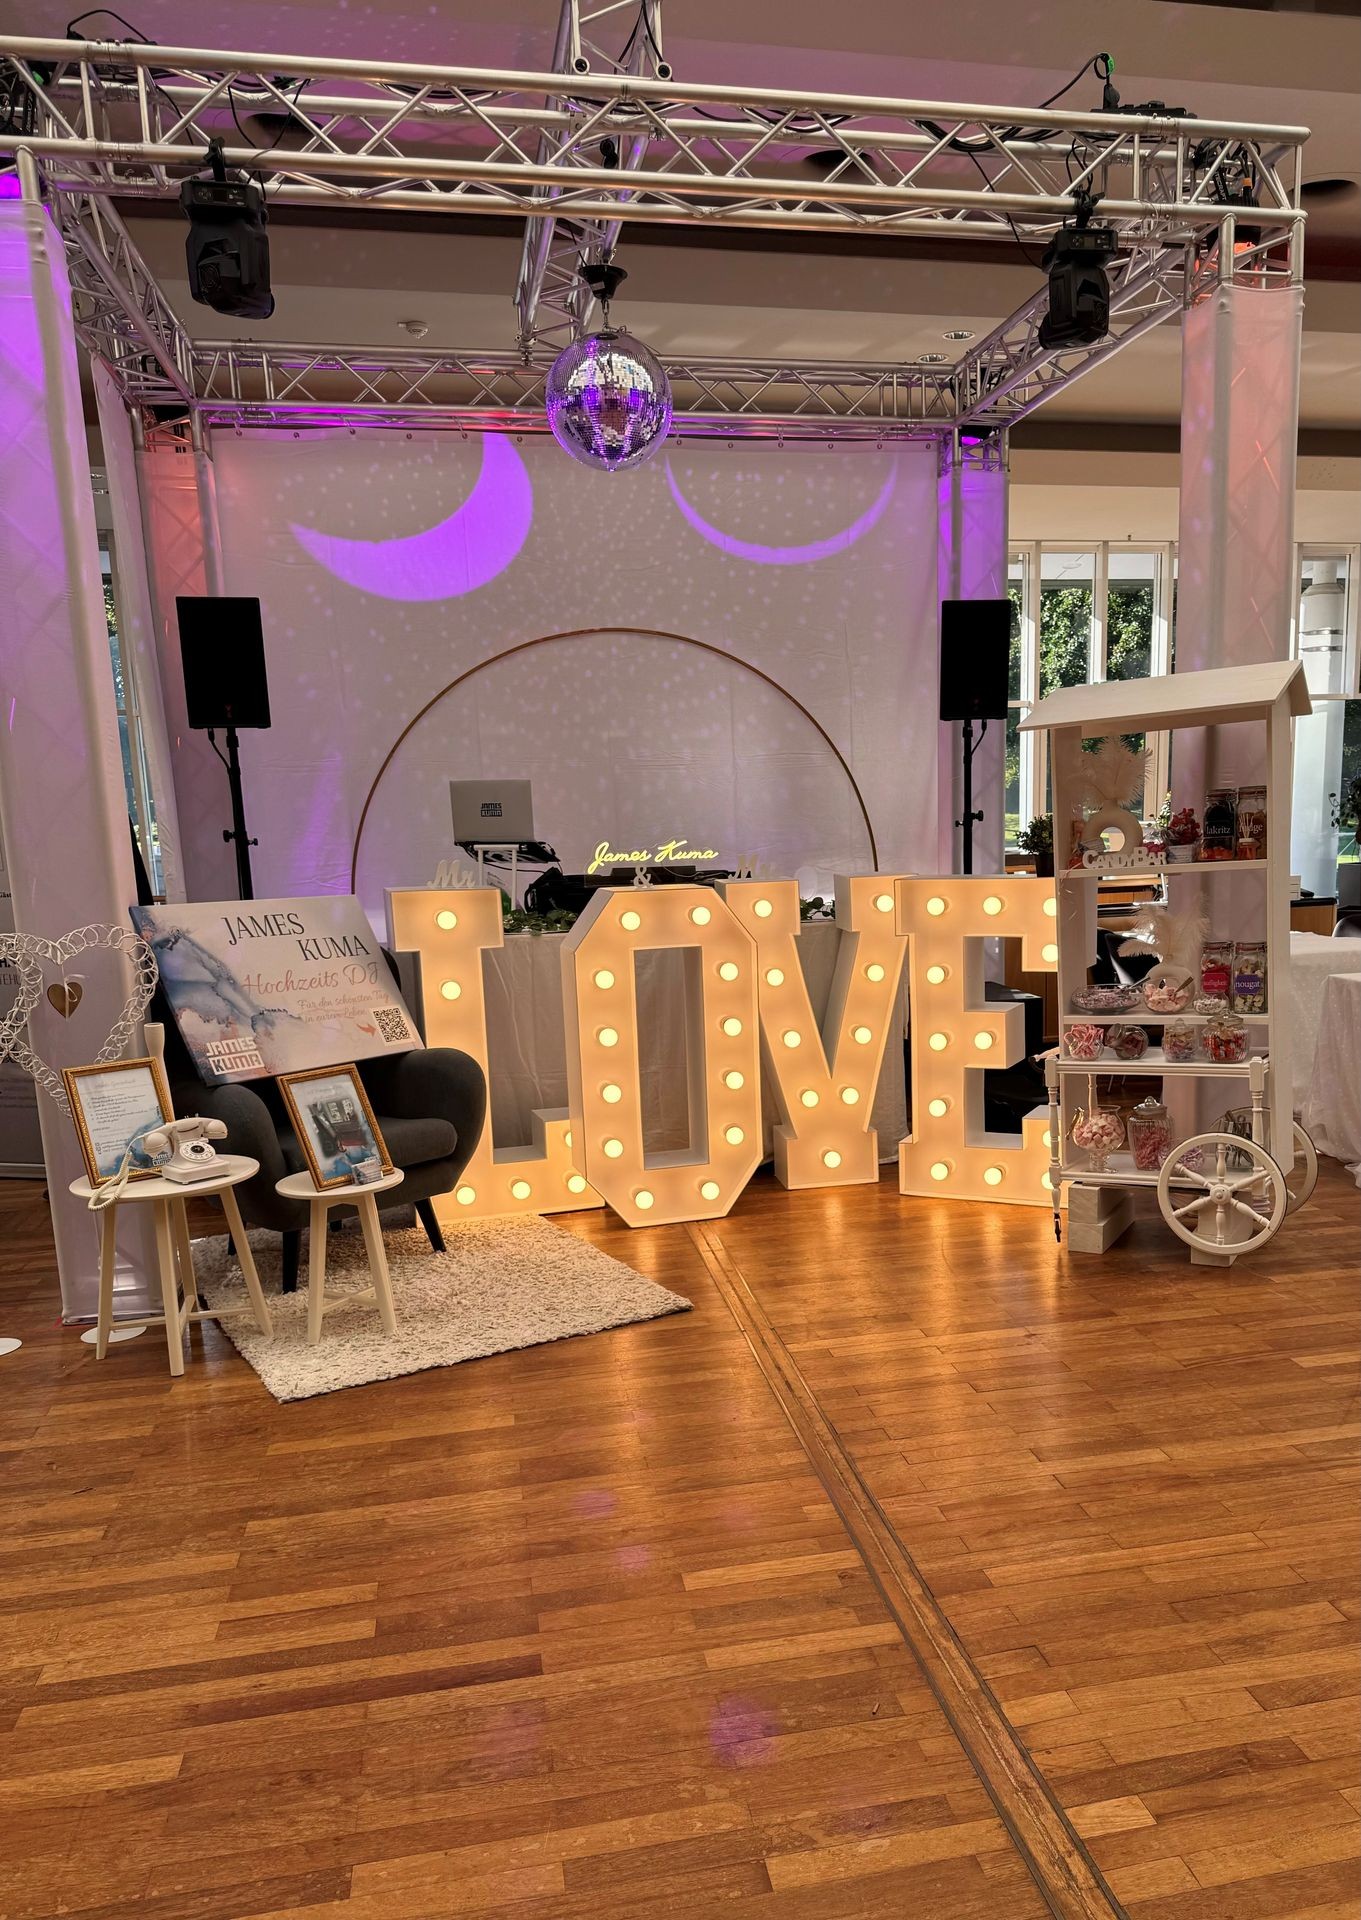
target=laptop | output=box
[450,780,535,844]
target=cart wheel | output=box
[1285,1121,1319,1214]
[1156,1132,1287,1258]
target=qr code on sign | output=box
[372,1006,410,1044]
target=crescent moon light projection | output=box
[289,434,532,601]
[664,458,896,566]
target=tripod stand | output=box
[954,716,988,876]
[208,725,258,900]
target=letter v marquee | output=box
[897,875,1058,1205]
[386,887,602,1224]
[720,876,910,1188]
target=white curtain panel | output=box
[196,431,940,920]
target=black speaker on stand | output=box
[176,596,272,900]
[939,597,1011,875]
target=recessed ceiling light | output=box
[917,352,947,364]
[943,328,975,340]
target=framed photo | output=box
[278,1064,392,1191]
[63,1057,173,1189]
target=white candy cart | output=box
[1021,662,1318,1265]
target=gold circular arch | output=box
[350,626,879,890]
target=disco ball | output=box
[545,328,673,473]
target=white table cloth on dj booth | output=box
[1302,972,1361,1187]
[1287,933,1361,1109]
[479,923,909,1163]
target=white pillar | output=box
[937,432,1009,875]
[1174,271,1303,1130]
[1176,278,1303,679]
[0,188,158,1317]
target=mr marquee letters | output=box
[387,875,1057,1229]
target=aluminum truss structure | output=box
[0,33,1308,438]
[514,0,670,354]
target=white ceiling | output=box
[11,0,1359,428]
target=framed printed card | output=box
[278,1064,392,1190]
[63,1057,173,1188]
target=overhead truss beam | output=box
[0,35,1306,435]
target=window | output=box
[1006,543,1175,848]
[101,541,164,897]
[1290,550,1360,898]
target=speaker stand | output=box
[955,717,987,876]
[210,725,258,900]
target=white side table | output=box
[275,1168,405,1346]
[70,1154,273,1377]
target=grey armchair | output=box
[154,988,486,1291]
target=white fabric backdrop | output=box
[177,432,939,922]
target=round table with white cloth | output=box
[480,922,908,1162]
[1286,932,1361,1109]
[1301,971,1361,1188]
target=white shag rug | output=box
[196,1218,691,1402]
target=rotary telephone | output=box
[143,1114,228,1183]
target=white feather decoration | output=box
[1075,737,1148,812]
[1118,900,1208,971]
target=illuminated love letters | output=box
[388,874,1058,1228]
[386,887,602,1224]
[719,876,909,1189]
[560,885,762,1227]
[897,876,1058,1205]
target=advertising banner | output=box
[131,896,421,1084]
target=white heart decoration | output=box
[0,942,44,1070]
[0,926,158,1115]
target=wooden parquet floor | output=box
[0,1163,1356,1920]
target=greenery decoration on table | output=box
[501,907,580,936]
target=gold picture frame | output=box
[278,1063,393,1191]
[63,1056,174,1189]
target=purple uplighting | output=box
[289,432,532,601]
[665,460,897,565]
[0,175,22,200]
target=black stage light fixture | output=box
[1037,190,1119,350]
[180,138,275,320]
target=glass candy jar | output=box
[1127,1094,1173,1172]
[1071,1105,1126,1172]
[1063,1022,1106,1061]
[1203,1014,1249,1063]
[1143,965,1194,1015]
[1162,1021,1198,1063]
[1108,1023,1149,1061]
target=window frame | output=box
[1006,540,1175,847]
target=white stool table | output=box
[275,1168,404,1346]
[71,1154,273,1377]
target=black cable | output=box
[66,8,149,38]
[205,727,231,774]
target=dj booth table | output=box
[479,925,909,1165]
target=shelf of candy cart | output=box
[1053,1047,1266,1076]
[1056,1150,1210,1190]
[1060,1011,1270,1026]
[1058,859,1269,882]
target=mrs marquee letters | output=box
[387,874,1057,1229]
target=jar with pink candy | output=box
[1063,1023,1105,1061]
[1127,1095,1173,1171]
[1071,1105,1126,1171]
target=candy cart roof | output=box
[1020,661,1311,737]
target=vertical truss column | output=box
[515,0,668,355]
[937,431,1010,876]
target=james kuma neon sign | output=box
[587,836,718,874]
[386,874,1058,1230]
